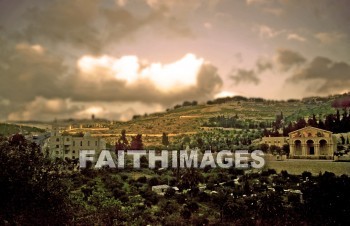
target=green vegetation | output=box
[0,123,44,136]
[2,94,350,224]
[1,134,350,225]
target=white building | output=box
[48,130,106,160]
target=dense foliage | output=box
[1,134,349,225]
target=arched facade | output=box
[289,126,335,159]
[294,140,302,155]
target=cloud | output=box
[214,91,239,98]
[0,41,68,103]
[18,0,194,53]
[288,56,350,94]
[145,0,201,11]
[262,7,284,16]
[0,33,222,120]
[287,33,306,42]
[230,69,260,85]
[144,0,219,12]
[23,0,103,53]
[7,97,80,121]
[256,58,273,73]
[0,32,222,106]
[246,0,271,5]
[7,96,169,121]
[76,53,203,91]
[275,48,306,71]
[314,32,347,44]
[229,56,273,85]
[254,25,284,39]
[203,22,213,29]
[116,0,127,7]
[70,53,222,104]
[0,97,10,107]
[6,97,145,121]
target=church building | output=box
[288,126,336,159]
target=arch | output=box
[319,139,328,155]
[306,140,314,155]
[294,140,302,155]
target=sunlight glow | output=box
[77,53,204,92]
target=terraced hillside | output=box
[9,94,348,139]
[108,97,337,135]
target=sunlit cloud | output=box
[254,25,284,39]
[77,53,204,92]
[314,32,347,44]
[287,33,306,42]
[214,91,238,98]
[16,43,45,54]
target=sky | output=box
[0,0,349,121]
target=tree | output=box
[0,134,73,224]
[130,134,143,150]
[212,188,231,222]
[164,187,176,198]
[260,143,269,153]
[183,136,191,146]
[281,144,289,155]
[116,129,129,151]
[296,118,307,130]
[307,114,318,127]
[179,168,203,193]
[162,132,169,147]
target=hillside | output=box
[106,95,339,135]
[10,93,349,138]
[0,123,45,136]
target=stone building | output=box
[260,126,337,160]
[48,130,106,160]
[288,126,336,159]
[261,136,289,147]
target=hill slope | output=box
[108,96,338,135]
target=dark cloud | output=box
[15,0,193,53]
[229,56,272,85]
[7,97,82,121]
[230,69,259,85]
[23,0,102,52]
[256,58,273,73]
[288,56,350,93]
[275,48,306,71]
[0,41,68,103]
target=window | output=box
[65,150,69,154]
[88,141,90,146]
[73,150,75,153]
[66,138,69,141]
[73,141,75,146]
[56,151,59,155]
[56,138,59,142]
[72,156,75,159]
[95,141,98,146]
[80,141,83,146]
[56,144,59,148]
